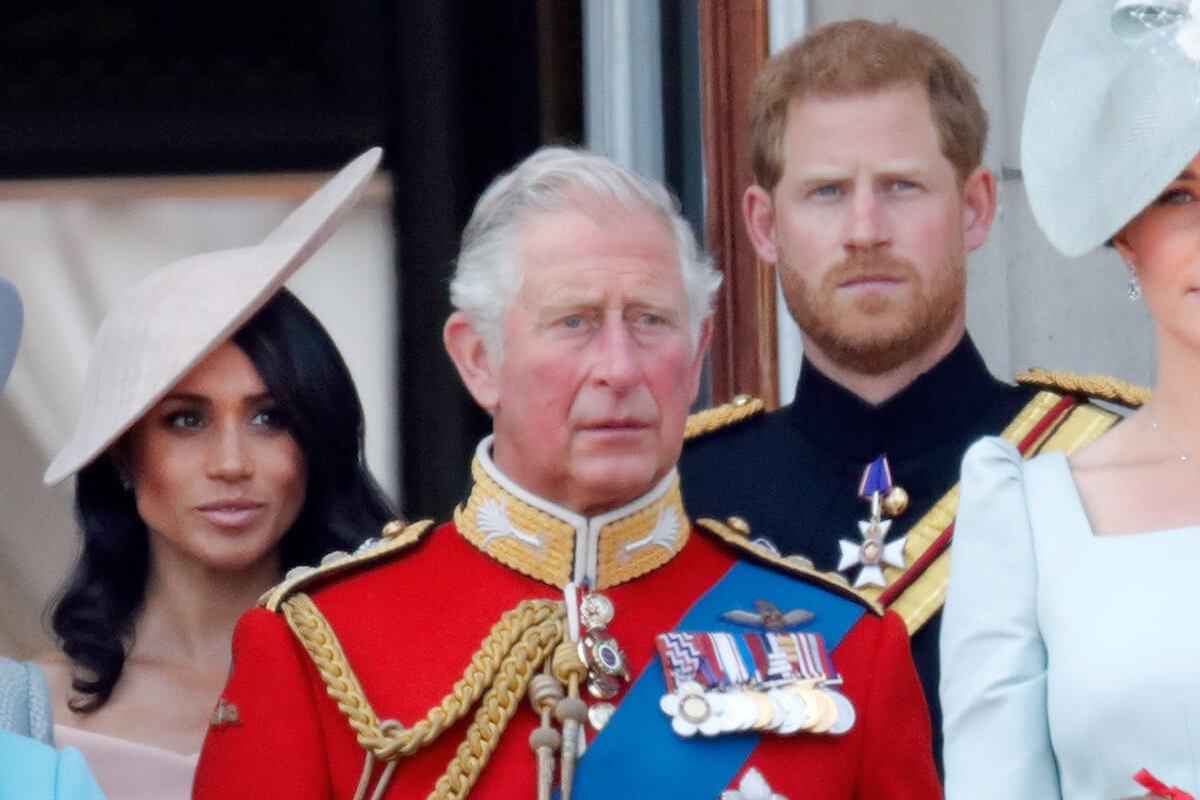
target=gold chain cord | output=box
[282,594,567,799]
[1016,367,1150,407]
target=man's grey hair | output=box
[449,146,722,358]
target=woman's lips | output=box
[196,501,264,529]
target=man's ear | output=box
[742,185,780,265]
[443,311,500,412]
[961,166,997,253]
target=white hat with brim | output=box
[1023,0,1200,257]
[44,146,383,486]
[0,276,21,390]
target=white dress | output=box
[941,437,1200,800]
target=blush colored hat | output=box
[0,276,21,391]
[44,146,383,485]
[1022,0,1200,256]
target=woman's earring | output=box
[1125,262,1142,301]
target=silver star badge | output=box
[837,518,907,588]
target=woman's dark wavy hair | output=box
[50,289,395,713]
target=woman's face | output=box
[125,341,307,575]
[1114,152,1200,345]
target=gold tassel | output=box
[528,672,563,800]
[552,641,588,800]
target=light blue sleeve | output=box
[941,437,1060,800]
[0,657,54,745]
[0,730,105,800]
[54,746,106,799]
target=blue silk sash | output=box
[568,560,867,798]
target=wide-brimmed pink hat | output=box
[44,147,382,485]
[0,275,21,390]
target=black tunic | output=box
[679,334,1036,776]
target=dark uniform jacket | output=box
[679,335,1037,774]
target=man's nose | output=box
[844,188,890,250]
[590,317,640,390]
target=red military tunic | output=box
[195,450,939,799]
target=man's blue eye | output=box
[562,315,584,329]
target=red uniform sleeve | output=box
[855,610,943,800]
[193,607,334,799]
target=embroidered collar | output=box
[455,437,689,590]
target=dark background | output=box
[0,0,704,521]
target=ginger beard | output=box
[779,247,965,376]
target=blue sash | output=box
[568,560,866,798]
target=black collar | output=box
[788,336,1006,461]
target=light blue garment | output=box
[0,728,105,799]
[0,657,53,744]
[942,437,1200,799]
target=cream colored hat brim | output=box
[1022,0,1200,257]
[0,276,21,391]
[44,147,383,485]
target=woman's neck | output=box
[131,549,281,672]
[1149,331,1200,454]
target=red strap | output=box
[1015,395,1079,454]
[877,394,1079,607]
[1135,768,1196,800]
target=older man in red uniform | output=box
[193,147,940,799]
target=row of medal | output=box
[655,630,855,738]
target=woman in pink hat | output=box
[941,2,1200,798]
[7,149,395,800]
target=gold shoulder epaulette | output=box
[1017,367,1150,408]
[695,517,882,616]
[260,519,435,612]
[685,394,765,440]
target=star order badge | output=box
[837,455,908,588]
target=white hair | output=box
[449,146,722,359]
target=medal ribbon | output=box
[564,560,866,799]
[858,455,893,499]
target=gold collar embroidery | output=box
[455,438,689,590]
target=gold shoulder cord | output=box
[684,395,764,440]
[1016,367,1150,408]
[261,520,434,612]
[282,593,570,800]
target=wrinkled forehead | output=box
[513,201,681,280]
[518,190,675,238]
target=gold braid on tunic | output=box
[282,593,569,800]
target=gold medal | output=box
[806,689,838,734]
[750,690,775,731]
